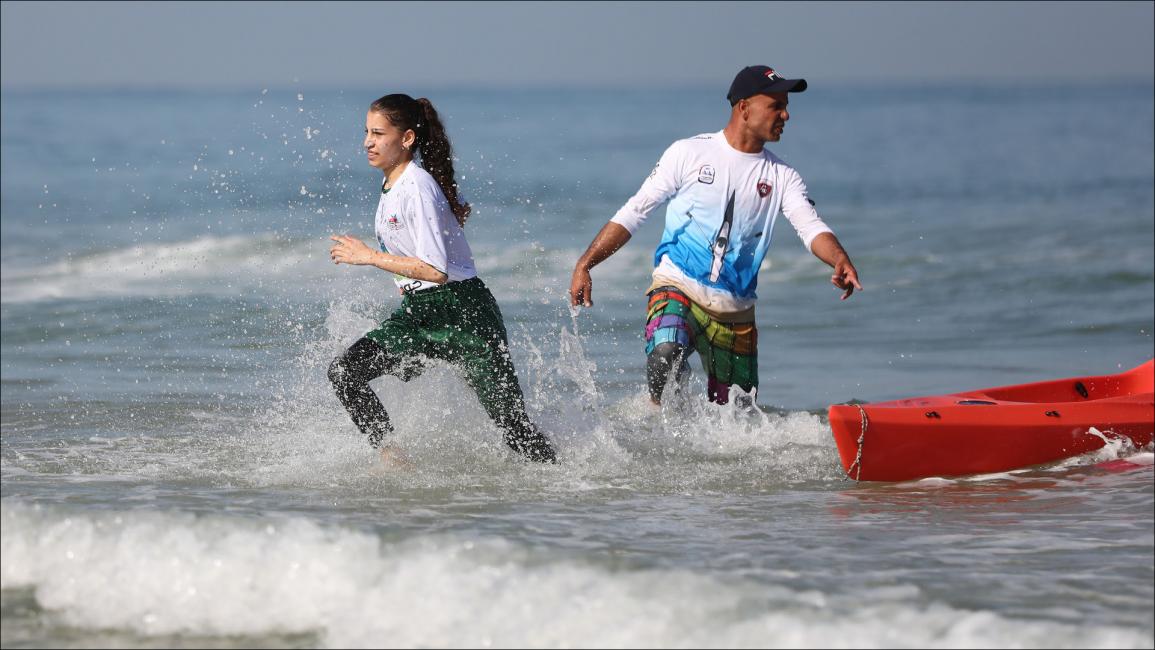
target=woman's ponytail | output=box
[415,98,471,227]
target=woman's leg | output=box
[460,344,556,463]
[328,337,402,448]
[446,280,555,463]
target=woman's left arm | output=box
[329,235,448,284]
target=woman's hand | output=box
[329,235,448,283]
[329,235,377,266]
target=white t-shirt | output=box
[374,162,477,293]
[611,131,833,316]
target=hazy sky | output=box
[2,1,1152,88]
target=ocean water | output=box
[1,84,1152,648]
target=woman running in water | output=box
[328,93,555,464]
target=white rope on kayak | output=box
[845,404,868,482]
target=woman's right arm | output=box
[329,235,448,284]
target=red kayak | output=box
[828,360,1154,482]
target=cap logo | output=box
[764,68,784,82]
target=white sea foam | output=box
[1047,428,1153,471]
[3,500,1148,649]
[1124,452,1154,466]
[913,477,956,487]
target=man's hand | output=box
[568,222,632,308]
[809,232,863,300]
[569,265,593,307]
[831,258,863,300]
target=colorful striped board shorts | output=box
[644,286,758,404]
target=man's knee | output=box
[647,342,689,400]
[648,342,688,376]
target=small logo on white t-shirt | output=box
[698,165,715,184]
[757,180,772,197]
[386,214,404,230]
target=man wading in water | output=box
[569,66,862,406]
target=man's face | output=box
[738,92,790,142]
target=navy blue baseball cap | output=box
[727,66,808,104]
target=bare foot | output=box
[378,446,414,470]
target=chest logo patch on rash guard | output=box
[697,165,715,184]
[757,180,772,198]
[386,214,403,231]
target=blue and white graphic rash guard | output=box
[611,131,833,316]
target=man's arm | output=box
[568,222,632,307]
[570,141,687,307]
[809,232,863,300]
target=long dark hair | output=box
[369,94,471,227]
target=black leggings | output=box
[328,337,556,463]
